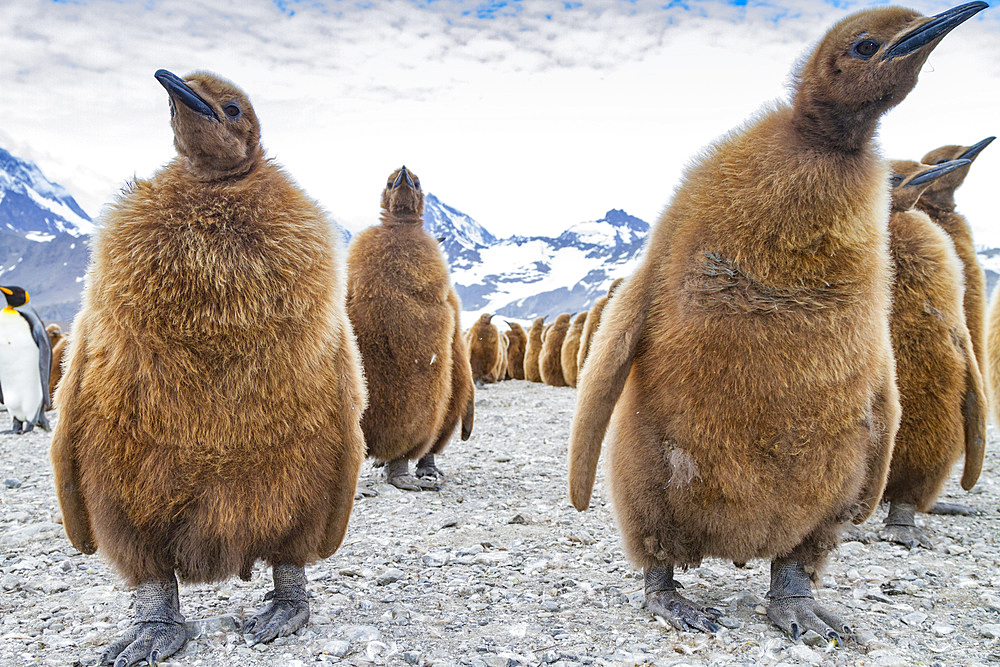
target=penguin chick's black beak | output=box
[154,69,220,122]
[882,1,988,60]
[959,136,996,161]
[907,158,972,187]
[392,166,415,190]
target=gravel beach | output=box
[2,379,999,666]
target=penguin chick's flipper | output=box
[766,559,852,645]
[99,577,186,667]
[926,501,978,516]
[243,564,310,646]
[569,271,651,511]
[385,458,440,491]
[879,501,933,549]
[960,343,986,490]
[415,453,445,480]
[644,565,721,634]
[852,367,900,524]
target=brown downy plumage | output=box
[347,166,470,490]
[577,278,624,373]
[539,313,572,387]
[45,324,64,404]
[497,330,510,381]
[987,285,1000,423]
[425,289,475,458]
[561,312,589,387]
[523,317,545,382]
[916,136,994,387]
[467,313,505,383]
[504,322,527,380]
[51,70,367,657]
[569,3,986,641]
[880,159,986,549]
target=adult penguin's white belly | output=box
[0,310,41,422]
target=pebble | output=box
[376,569,404,585]
[981,624,1000,639]
[901,611,928,626]
[4,478,21,489]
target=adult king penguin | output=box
[569,2,986,642]
[50,71,367,666]
[0,285,51,433]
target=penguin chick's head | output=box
[0,286,29,309]
[794,3,987,150]
[888,158,971,212]
[381,166,424,218]
[155,69,262,180]
[918,136,995,202]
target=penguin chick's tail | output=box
[568,272,647,511]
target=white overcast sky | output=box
[1,0,998,243]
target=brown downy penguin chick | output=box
[880,158,986,549]
[523,317,545,382]
[50,70,367,665]
[561,312,589,387]
[348,166,469,491]
[539,313,572,387]
[917,137,994,388]
[467,313,505,383]
[45,324,64,404]
[497,330,510,381]
[568,2,986,642]
[987,285,1000,422]
[577,278,624,373]
[504,322,527,380]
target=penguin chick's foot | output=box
[100,576,186,667]
[644,565,721,634]
[243,563,309,646]
[926,501,978,516]
[766,558,851,645]
[415,453,445,481]
[880,502,933,549]
[385,458,440,491]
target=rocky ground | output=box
[2,380,999,667]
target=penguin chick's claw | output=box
[385,458,440,491]
[880,502,934,549]
[100,577,186,667]
[766,558,851,645]
[644,565,721,634]
[415,454,445,480]
[243,564,309,646]
[926,501,978,516]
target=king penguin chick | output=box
[50,70,368,665]
[540,313,572,387]
[523,317,546,382]
[916,137,994,396]
[880,159,986,549]
[504,321,527,380]
[347,166,472,491]
[467,313,505,383]
[577,278,624,374]
[46,324,64,405]
[561,312,589,388]
[568,2,986,642]
[0,286,52,433]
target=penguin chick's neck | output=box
[915,189,957,214]
[380,210,424,226]
[790,94,884,154]
[180,144,265,183]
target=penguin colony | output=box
[0,3,986,662]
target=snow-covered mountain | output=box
[0,147,93,237]
[433,206,650,320]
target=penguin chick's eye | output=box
[851,39,880,59]
[223,103,241,119]
[414,179,421,190]
[889,174,904,188]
